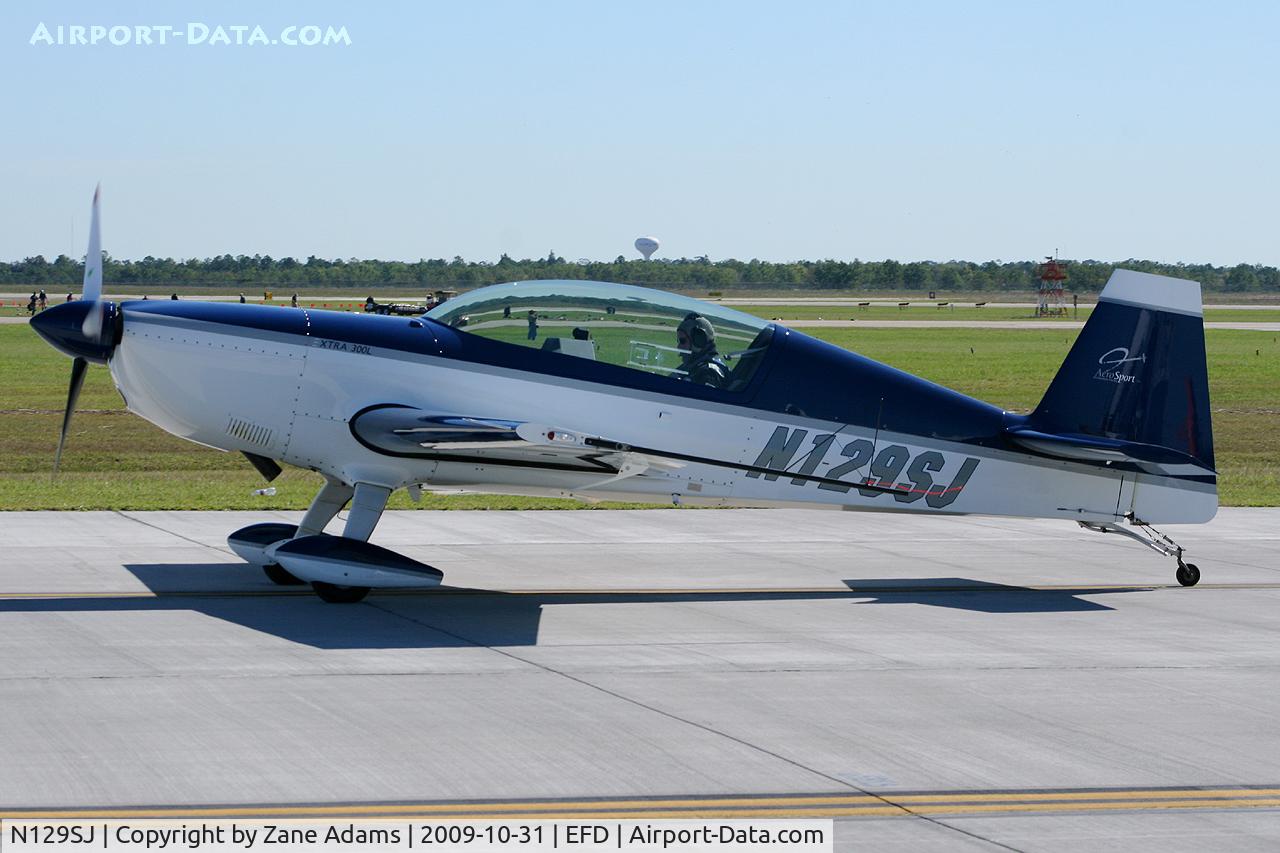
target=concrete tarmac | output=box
[1,508,1278,851]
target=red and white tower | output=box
[1036,255,1067,317]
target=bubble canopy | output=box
[424,280,772,389]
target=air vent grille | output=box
[227,416,274,447]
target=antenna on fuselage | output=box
[866,397,886,484]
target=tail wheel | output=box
[1176,563,1201,587]
[312,582,371,603]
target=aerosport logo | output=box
[1093,346,1145,384]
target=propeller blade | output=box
[82,184,102,302]
[80,185,103,338]
[53,356,88,475]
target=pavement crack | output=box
[922,818,1027,852]
[364,601,1022,851]
[112,511,237,556]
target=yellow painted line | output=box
[433,798,1280,820]
[355,798,1280,820]
[0,800,887,819]
[893,787,1280,803]
[6,790,1280,820]
[358,808,906,819]
[8,801,1278,821]
[202,798,1278,820]
[905,797,1280,815]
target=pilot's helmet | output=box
[677,314,716,352]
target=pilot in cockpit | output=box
[676,313,729,388]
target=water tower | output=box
[1036,254,1067,317]
[635,236,659,261]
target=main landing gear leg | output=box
[1079,516,1200,587]
[261,479,354,586]
[309,483,391,604]
[298,478,356,537]
[341,483,391,542]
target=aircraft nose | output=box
[30,300,119,364]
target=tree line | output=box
[4,253,1277,293]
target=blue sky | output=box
[1,1,1276,264]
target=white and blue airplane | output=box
[33,190,1216,601]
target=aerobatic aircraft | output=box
[32,190,1215,601]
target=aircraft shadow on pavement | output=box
[0,563,1148,650]
[842,578,1143,613]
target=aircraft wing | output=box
[350,404,903,495]
[349,405,685,487]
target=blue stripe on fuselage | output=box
[119,299,1201,484]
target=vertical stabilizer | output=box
[1029,270,1214,474]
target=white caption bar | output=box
[2,820,833,853]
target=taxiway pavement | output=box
[1,508,1278,851]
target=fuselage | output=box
[107,295,1215,524]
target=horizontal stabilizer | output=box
[1005,426,1213,477]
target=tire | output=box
[262,563,306,586]
[1176,563,1201,587]
[312,581,371,603]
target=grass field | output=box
[1,315,1276,509]
[730,304,1280,323]
[12,299,1278,324]
[8,286,1280,306]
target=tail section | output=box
[1006,270,1215,521]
